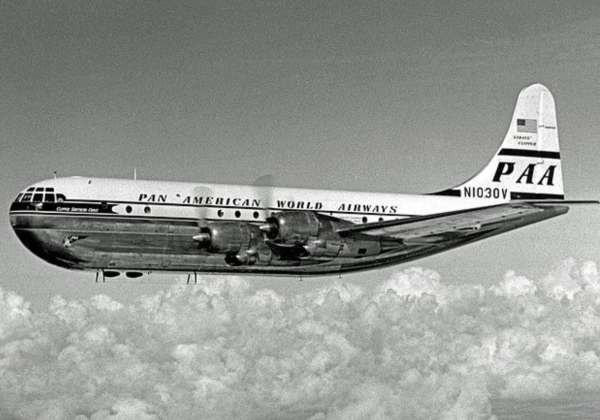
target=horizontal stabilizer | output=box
[514,200,599,205]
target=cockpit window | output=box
[18,188,63,203]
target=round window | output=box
[217,209,224,217]
[144,206,151,214]
[235,210,241,218]
[125,205,132,213]
[253,211,259,219]
[362,216,368,223]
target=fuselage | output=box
[9,176,504,276]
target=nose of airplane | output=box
[9,189,26,229]
[9,184,36,236]
[9,183,77,269]
[10,184,59,211]
[9,182,55,238]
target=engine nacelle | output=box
[302,239,342,258]
[224,251,257,266]
[263,211,320,242]
[195,222,259,254]
[339,239,381,258]
[302,238,381,258]
[259,211,383,260]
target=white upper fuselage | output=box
[22,176,506,223]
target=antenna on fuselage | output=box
[53,171,57,179]
[133,167,137,180]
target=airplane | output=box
[9,83,597,280]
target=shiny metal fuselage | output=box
[11,209,543,275]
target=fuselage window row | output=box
[13,194,375,224]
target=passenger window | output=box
[33,193,43,202]
[45,194,55,202]
[234,210,241,218]
[217,210,224,217]
[125,206,132,213]
[362,216,368,223]
[253,211,259,219]
[22,193,32,201]
[144,206,151,214]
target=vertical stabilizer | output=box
[434,83,564,200]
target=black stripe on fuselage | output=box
[10,199,418,218]
[498,148,561,159]
[9,210,201,224]
[9,208,417,221]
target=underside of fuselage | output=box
[9,203,567,276]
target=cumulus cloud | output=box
[2,260,600,419]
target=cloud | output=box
[2,260,600,419]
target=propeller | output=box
[191,185,214,247]
[252,174,280,239]
[191,177,281,264]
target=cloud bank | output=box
[2,259,600,419]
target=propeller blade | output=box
[192,185,213,223]
[253,174,274,215]
[252,174,279,236]
[191,185,213,247]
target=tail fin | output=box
[434,83,564,200]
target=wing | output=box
[335,201,596,245]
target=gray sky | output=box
[2,0,600,309]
